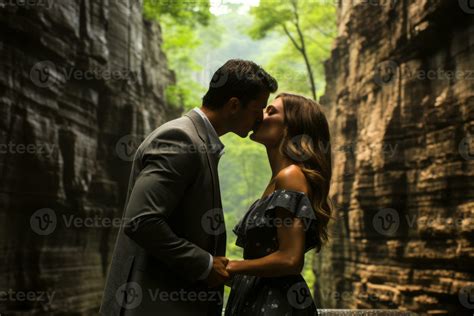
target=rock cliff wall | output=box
[315,0,474,314]
[0,0,178,314]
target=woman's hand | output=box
[225,260,237,275]
[224,261,238,287]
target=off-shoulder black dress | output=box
[224,189,318,316]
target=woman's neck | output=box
[266,146,293,179]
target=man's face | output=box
[232,91,270,138]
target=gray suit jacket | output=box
[99,110,226,316]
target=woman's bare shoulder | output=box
[274,164,310,195]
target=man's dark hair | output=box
[202,59,278,109]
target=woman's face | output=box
[250,97,285,147]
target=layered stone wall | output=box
[0,0,178,314]
[315,0,474,314]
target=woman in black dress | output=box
[224,93,333,315]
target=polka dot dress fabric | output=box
[225,190,318,316]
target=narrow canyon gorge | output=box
[0,0,472,315]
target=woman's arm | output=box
[226,165,308,278]
[226,208,306,277]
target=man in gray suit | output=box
[100,59,278,316]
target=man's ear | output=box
[227,97,241,115]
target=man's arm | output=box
[197,253,213,280]
[123,128,211,283]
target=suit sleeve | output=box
[123,128,211,283]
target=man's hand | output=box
[205,256,230,288]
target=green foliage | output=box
[142,0,214,110]
[143,0,211,26]
[249,0,336,41]
[248,1,294,39]
[265,44,309,95]
[249,0,337,99]
[303,251,316,297]
[219,133,270,261]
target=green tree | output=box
[142,0,216,109]
[143,0,211,27]
[249,0,336,100]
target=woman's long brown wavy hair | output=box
[277,93,333,252]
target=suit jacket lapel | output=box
[185,110,225,255]
[184,110,220,209]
